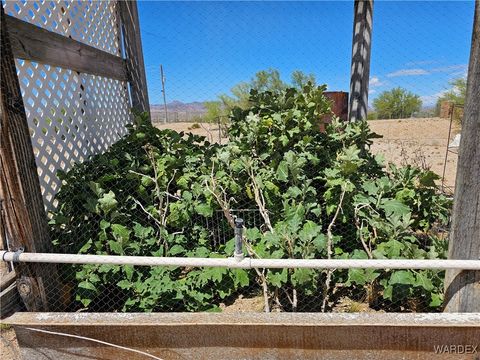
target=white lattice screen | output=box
[3,0,132,210]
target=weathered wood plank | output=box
[0,271,16,292]
[348,0,374,122]
[444,1,480,312]
[5,14,127,81]
[0,282,21,319]
[6,313,480,360]
[118,0,150,116]
[1,7,61,311]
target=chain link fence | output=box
[1,0,475,316]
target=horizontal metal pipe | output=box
[1,251,480,270]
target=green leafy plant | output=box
[51,85,451,313]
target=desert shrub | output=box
[50,85,451,312]
[189,122,201,129]
[373,87,422,119]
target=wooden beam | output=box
[118,0,151,116]
[0,282,21,318]
[1,7,61,311]
[5,14,127,81]
[444,1,480,312]
[348,0,374,122]
[0,271,16,293]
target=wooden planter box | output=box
[5,312,480,359]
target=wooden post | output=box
[348,0,374,122]
[444,2,480,312]
[118,0,150,117]
[0,7,60,311]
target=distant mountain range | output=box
[150,101,206,113]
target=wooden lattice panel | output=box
[4,1,132,210]
[3,0,121,55]
[15,59,130,210]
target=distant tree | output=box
[367,111,378,120]
[203,101,223,123]
[435,77,467,117]
[372,87,422,119]
[218,68,316,112]
[219,69,287,110]
[251,68,287,93]
[291,70,316,89]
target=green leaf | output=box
[276,161,288,182]
[117,279,132,289]
[419,171,440,187]
[347,268,367,285]
[429,293,443,307]
[350,249,369,259]
[111,224,131,243]
[389,270,415,285]
[380,199,410,217]
[100,220,110,230]
[108,240,123,255]
[298,221,321,242]
[232,269,249,287]
[195,203,213,217]
[383,285,393,300]
[268,269,288,287]
[312,234,326,250]
[89,181,104,196]
[98,191,118,214]
[124,265,134,281]
[78,281,97,291]
[265,181,279,194]
[141,176,154,187]
[395,188,415,202]
[362,181,378,195]
[291,268,314,286]
[169,244,185,256]
[378,240,405,258]
[133,223,153,239]
[414,272,434,291]
[78,239,92,253]
[347,268,379,286]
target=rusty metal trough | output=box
[5,312,480,359]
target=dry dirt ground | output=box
[368,118,460,192]
[155,117,460,192]
[0,325,20,360]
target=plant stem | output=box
[322,188,346,312]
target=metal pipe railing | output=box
[1,250,479,270]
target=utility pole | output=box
[160,64,168,124]
[348,0,374,122]
[444,1,480,312]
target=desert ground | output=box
[0,326,19,360]
[154,117,460,193]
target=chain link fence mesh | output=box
[1,0,475,315]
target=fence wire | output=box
[2,0,475,315]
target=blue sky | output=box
[138,1,475,106]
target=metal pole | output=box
[1,250,480,270]
[234,218,244,260]
[160,64,168,124]
[441,104,455,193]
